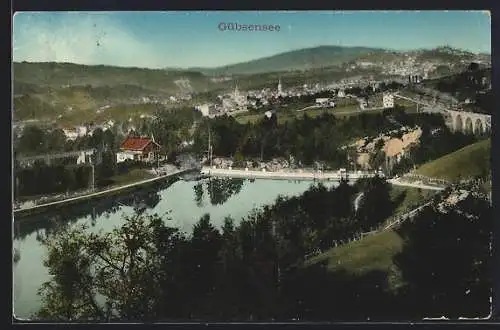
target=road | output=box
[296,105,320,112]
[297,105,386,115]
[387,178,446,191]
[13,168,191,214]
[201,167,380,181]
[201,167,447,191]
[383,201,433,230]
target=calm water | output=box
[13,177,337,319]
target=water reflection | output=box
[15,177,326,319]
[193,178,245,206]
[14,177,178,241]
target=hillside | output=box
[421,66,492,111]
[13,45,489,123]
[415,139,491,181]
[13,62,217,93]
[195,46,489,76]
[12,62,380,123]
[193,46,386,75]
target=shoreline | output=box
[202,167,447,191]
[13,168,194,217]
[201,167,381,181]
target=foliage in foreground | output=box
[35,180,492,321]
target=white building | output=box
[196,104,215,117]
[315,98,330,105]
[62,128,79,141]
[62,125,89,141]
[337,89,346,98]
[383,93,395,109]
[76,150,95,165]
[359,98,368,110]
[316,98,335,107]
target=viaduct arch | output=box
[447,110,491,134]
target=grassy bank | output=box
[306,229,403,276]
[415,139,491,182]
[389,185,436,218]
[107,169,156,187]
[304,185,433,287]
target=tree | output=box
[355,177,392,229]
[17,125,47,154]
[393,196,492,318]
[46,129,68,152]
[96,151,116,185]
[36,212,179,321]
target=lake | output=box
[13,177,338,319]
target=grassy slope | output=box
[306,229,403,276]
[305,185,435,277]
[415,139,491,181]
[306,140,491,282]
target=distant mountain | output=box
[190,46,387,75]
[187,45,490,76]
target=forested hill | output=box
[190,46,385,75]
[190,45,489,76]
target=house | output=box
[315,98,329,106]
[116,136,162,164]
[196,103,216,117]
[382,93,394,109]
[358,98,368,110]
[62,127,79,141]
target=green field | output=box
[393,98,418,112]
[306,230,403,276]
[235,103,366,124]
[389,185,436,219]
[416,139,491,182]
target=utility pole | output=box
[91,164,95,192]
[208,124,213,167]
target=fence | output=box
[402,173,451,187]
[304,197,435,260]
[304,177,492,260]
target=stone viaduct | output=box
[446,110,491,134]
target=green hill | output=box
[13,45,487,123]
[13,62,216,90]
[416,139,491,181]
[195,46,487,76]
[194,46,386,75]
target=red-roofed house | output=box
[116,135,162,164]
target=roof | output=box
[120,136,160,151]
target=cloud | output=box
[13,12,165,68]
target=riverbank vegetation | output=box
[34,177,491,321]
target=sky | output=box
[12,11,491,69]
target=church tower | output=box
[234,82,240,98]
